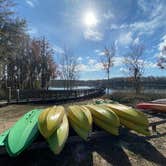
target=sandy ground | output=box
[0,102,165,166]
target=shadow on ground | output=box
[0,130,166,166]
[119,130,166,166]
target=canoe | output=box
[136,103,166,113]
[6,109,42,156]
[0,129,10,146]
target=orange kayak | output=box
[136,102,166,113]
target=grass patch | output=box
[106,91,166,107]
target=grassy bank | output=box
[106,91,166,107]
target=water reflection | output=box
[107,88,166,94]
[48,86,94,90]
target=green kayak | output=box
[6,109,42,156]
[0,129,10,146]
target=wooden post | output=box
[75,90,77,98]
[152,125,157,133]
[17,89,20,103]
[7,87,11,103]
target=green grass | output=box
[106,91,166,107]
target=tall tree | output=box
[0,0,58,91]
[60,48,79,90]
[16,37,57,89]
[15,35,30,89]
[6,19,26,88]
[100,42,116,93]
[124,43,145,94]
[0,0,27,89]
[39,37,57,89]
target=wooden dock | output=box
[5,88,105,105]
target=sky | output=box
[13,0,166,80]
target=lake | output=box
[107,88,166,94]
[49,86,166,94]
[48,86,94,90]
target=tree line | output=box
[1,0,166,95]
[0,0,57,90]
[100,41,166,94]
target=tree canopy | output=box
[0,0,58,90]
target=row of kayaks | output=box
[95,98,166,113]
[96,98,166,113]
[0,100,151,157]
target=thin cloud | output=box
[138,0,163,19]
[110,1,166,37]
[103,10,114,20]
[158,34,166,51]
[25,0,38,8]
[84,28,103,41]
[95,49,105,56]
[77,57,83,61]
[113,57,124,67]
[76,62,103,72]
[155,34,166,58]
[53,45,64,54]
[118,32,133,45]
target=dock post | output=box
[7,87,11,103]
[17,89,20,103]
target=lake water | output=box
[49,86,166,94]
[48,86,94,90]
[107,88,166,94]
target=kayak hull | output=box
[6,109,42,156]
[0,129,10,146]
[151,98,166,104]
[136,103,166,113]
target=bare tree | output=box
[100,42,116,93]
[157,46,166,69]
[60,48,79,90]
[124,43,145,94]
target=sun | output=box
[83,11,98,27]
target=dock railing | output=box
[8,88,105,103]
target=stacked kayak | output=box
[0,100,150,157]
[6,109,42,156]
[38,106,69,154]
[85,105,120,136]
[100,103,150,136]
[136,100,166,113]
[67,105,92,140]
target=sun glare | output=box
[83,11,98,27]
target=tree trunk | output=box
[107,69,110,94]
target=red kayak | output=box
[136,102,166,113]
